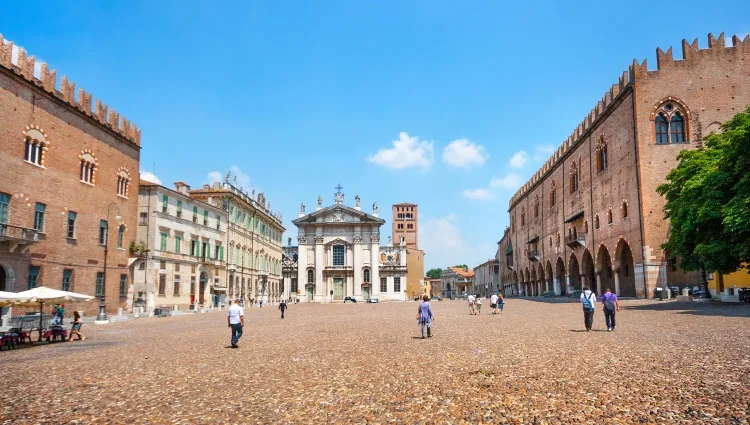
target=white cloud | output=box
[508,151,529,169]
[535,144,556,154]
[205,166,252,191]
[460,188,494,200]
[442,139,488,167]
[419,214,497,271]
[489,173,523,190]
[140,171,162,185]
[367,132,434,171]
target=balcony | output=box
[527,250,540,262]
[0,224,39,252]
[565,232,587,248]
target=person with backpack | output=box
[417,295,434,339]
[580,286,597,331]
[601,288,620,332]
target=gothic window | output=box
[521,207,526,227]
[596,136,608,172]
[569,162,579,193]
[23,127,49,167]
[653,101,689,144]
[117,168,130,197]
[534,196,539,218]
[583,220,589,233]
[556,232,560,246]
[549,182,556,207]
[79,151,97,184]
[622,201,628,218]
[118,224,125,249]
[594,214,600,230]
[607,208,613,224]
[548,236,552,248]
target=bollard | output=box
[117,308,123,317]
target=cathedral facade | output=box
[288,189,407,302]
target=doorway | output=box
[363,286,370,300]
[333,278,344,301]
[199,272,207,304]
[306,285,313,301]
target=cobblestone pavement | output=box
[2,299,749,424]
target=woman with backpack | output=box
[601,288,620,332]
[580,286,597,331]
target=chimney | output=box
[174,181,191,195]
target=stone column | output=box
[566,274,571,294]
[613,267,621,296]
[595,273,602,295]
[581,275,587,291]
[371,237,380,296]
[553,275,561,296]
[297,238,308,302]
[315,236,324,301]
[353,236,362,298]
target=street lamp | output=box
[97,202,121,322]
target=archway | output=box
[581,249,596,293]
[545,261,554,294]
[615,240,637,297]
[512,270,519,296]
[446,283,452,299]
[596,245,615,295]
[537,263,545,295]
[555,257,567,296]
[568,253,581,291]
[530,267,537,296]
[199,272,207,305]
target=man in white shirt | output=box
[580,287,597,331]
[490,294,499,314]
[227,298,244,348]
[467,294,476,315]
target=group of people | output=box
[580,287,620,331]
[466,293,504,315]
[49,304,86,341]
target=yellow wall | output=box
[707,266,750,293]
[405,248,425,298]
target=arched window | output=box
[622,201,628,219]
[583,220,589,233]
[79,151,97,185]
[655,114,669,144]
[23,127,49,167]
[363,268,370,283]
[556,232,560,246]
[670,112,685,143]
[594,214,600,230]
[548,236,552,247]
[653,101,689,144]
[521,207,526,227]
[307,268,314,284]
[117,168,130,197]
[534,196,539,218]
[117,224,125,249]
[596,137,608,172]
[569,162,579,193]
[607,208,613,224]
[549,182,556,207]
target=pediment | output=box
[292,204,385,226]
[325,237,349,246]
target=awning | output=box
[505,241,513,256]
[564,210,585,223]
[527,236,539,244]
[211,286,227,293]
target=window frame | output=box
[95,271,104,296]
[99,220,108,246]
[62,269,73,291]
[28,265,40,289]
[119,274,127,297]
[67,211,77,238]
[34,202,46,232]
[380,277,387,293]
[332,245,345,266]
[0,192,9,225]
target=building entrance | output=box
[333,278,344,300]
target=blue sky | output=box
[2,1,748,270]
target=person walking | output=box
[467,294,476,315]
[580,286,597,331]
[278,300,287,319]
[601,288,620,331]
[227,297,244,348]
[497,292,504,314]
[490,293,499,314]
[417,295,434,338]
[475,297,483,314]
[68,311,85,341]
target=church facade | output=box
[289,189,407,302]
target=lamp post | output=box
[97,202,121,322]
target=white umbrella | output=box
[0,291,27,307]
[11,286,95,342]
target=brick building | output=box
[506,33,750,298]
[392,202,424,299]
[0,35,141,315]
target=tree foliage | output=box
[452,264,468,270]
[657,106,750,275]
[426,268,443,279]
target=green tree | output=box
[426,268,443,279]
[657,106,750,277]
[452,264,468,270]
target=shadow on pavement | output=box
[621,301,750,318]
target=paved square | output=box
[2,299,749,424]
